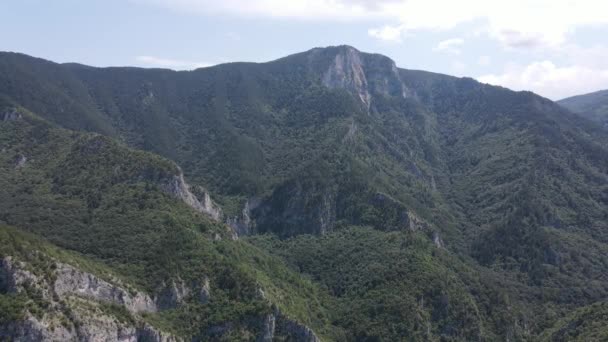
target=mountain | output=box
[559,89,608,128]
[1,45,608,341]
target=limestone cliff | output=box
[161,169,223,222]
[0,256,179,342]
[314,45,412,109]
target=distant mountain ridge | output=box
[559,89,608,128]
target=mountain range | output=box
[1,45,608,341]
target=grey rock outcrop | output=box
[432,231,444,248]
[0,256,179,341]
[253,180,337,237]
[1,313,75,341]
[275,314,321,342]
[198,276,211,304]
[1,308,179,342]
[322,46,372,108]
[53,262,157,313]
[257,313,276,342]
[316,46,412,109]
[257,310,321,342]
[137,323,178,342]
[1,256,41,294]
[2,108,22,121]
[14,154,27,168]
[161,169,223,221]
[2,257,157,314]
[227,198,260,236]
[155,278,191,310]
[405,210,431,232]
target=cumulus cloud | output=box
[135,56,212,70]
[132,0,397,20]
[433,38,464,54]
[391,0,608,49]
[135,0,608,49]
[477,61,608,100]
[368,25,403,42]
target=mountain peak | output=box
[305,45,409,108]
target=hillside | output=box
[1,46,608,340]
[559,89,608,128]
[0,108,340,341]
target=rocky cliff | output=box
[315,45,412,109]
[0,256,179,342]
[161,169,223,222]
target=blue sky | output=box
[2,0,608,100]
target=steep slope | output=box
[0,107,340,341]
[559,89,608,128]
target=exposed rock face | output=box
[317,46,411,109]
[257,310,321,342]
[405,210,431,232]
[53,262,157,313]
[253,180,337,237]
[136,323,178,342]
[0,256,179,342]
[1,310,179,342]
[2,256,157,314]
[257,313,276,342]
[1,313,75,341]
[227,198,259,236]
[161,169,223,221]
[322,46,371,108]
[342,119,358,143]
[14,154,27,168]
[206,310,321,342]
[2,108,21,121]
[198,276,211,304]
[155,278,191,310]
[433,232,444,248]
[1,256,41,294]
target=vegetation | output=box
[0,113,340,339]
[1,46,608,340]
[539,302,608,341]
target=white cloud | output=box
[134,0,608,49]
[135,56,213,70]
[132,0,397,20]
[368,25,403,42]
[478,55,491,66]
[477,61,608,100]
[433,38,464,54]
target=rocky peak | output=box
[312,45,411,108]
[320,46,372,107]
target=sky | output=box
[2,0,608,100]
